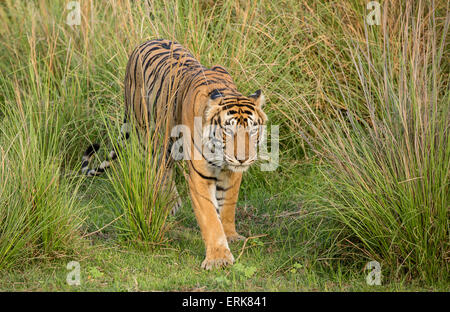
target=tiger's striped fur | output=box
[81,39,267,269]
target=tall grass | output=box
[99,113,174,246]
[0,1,92,269]
[297,1,449,282]
[0,58,86,270]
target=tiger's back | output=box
[125,39,237,132]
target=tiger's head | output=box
[203,89,267,172]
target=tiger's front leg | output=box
[188,167,234,269]
[218,171,246,243]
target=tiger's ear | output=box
[249,89,265,108]
[209,89,224,100]
[204,89,224,121]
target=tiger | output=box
[81,39,267,269]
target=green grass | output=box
[0,0,448,291]
[100,113,174,246]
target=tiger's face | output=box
[203,89,267,172]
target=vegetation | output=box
[0,0,448,291]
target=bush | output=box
[102,115,174,246]
[0,79,85,270]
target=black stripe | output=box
[84,143,100,157]
[216,185,232,192]
[142,46,166,64]
[221,103,255,110]
[188,160,217,181]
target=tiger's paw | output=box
[201,246,234,270]
[226,233,246,243]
